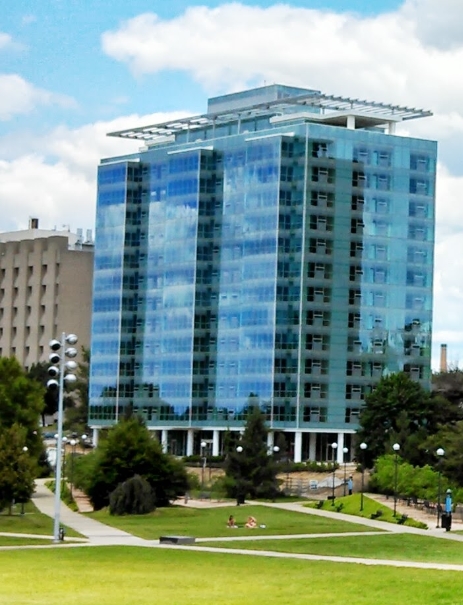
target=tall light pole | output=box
[436,447,445,528]
[331,442,338,505]
[236,445,243,505]
[360,442,367,512]
[20,446,28,515]
[343,447,348,497]
[47,333,78,543]
[200,440,207,492]
[392,443,400,517]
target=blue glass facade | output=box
[89,85,436,460]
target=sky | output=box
[1,0,462,369]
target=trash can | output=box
[59,527,65,541]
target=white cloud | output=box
[0,33,13,50]
[101,3,463,114]
[401,0,463,50]
[0,73,74,121]
[0,110,187,232]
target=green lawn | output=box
[0,536,55,547]
[0,502,83,538]
[1,546,463,605]
[201,533,463,564]
[307,494,428,528]
[88,504,373,539]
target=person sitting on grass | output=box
[227,515,238,528]
[245,515,257,528]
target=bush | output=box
[109,475,156,516]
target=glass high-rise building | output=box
[89,85,436,462]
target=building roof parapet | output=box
[108,90,433,144]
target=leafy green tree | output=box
[432,367,463,408]
[0,357,45,466]
[27,362,58,427]
[109,475,156,516]
[357,372,444,467]
[74,417,189,510]
[424,421,463,486]
[224,406,279,502]
[64,347,90,433]
[0,424,35,513]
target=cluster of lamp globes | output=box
[46,334,79,389]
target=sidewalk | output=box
[32,479,147,546]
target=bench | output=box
[159,536,196,545]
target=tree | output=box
[357,372,439,467]
[0,424,35,513]
[224,406,279,502]
[74,417,189,510]
[109,475,156,516]
[432,367,463,407]
[0,357,45,466]
[27,362,58,427]
[64,347,90,433]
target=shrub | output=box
[109,475,156,516]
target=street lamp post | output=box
[200,441,207,493]
[69,439,77,499]
[331,442,338,505]
[343,447,348,497]
[360,442,367,511]
[236,445,243,506]
[20,446,28,515]
[392,443,400,517]
[47,333,78,543]
[436,447,445,528]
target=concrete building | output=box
[89,84,437,460]
[0,219,94,367]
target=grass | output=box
[0,501,83,538]
[88,504,373,539]
[0,536,56,547]
[201,533,463,564]
[1,546,463,604]
[306,494,428,528]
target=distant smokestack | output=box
[29,217,39,229]
[440,344,448,373]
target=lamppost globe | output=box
[343,447,348,454]
[273,445,280,453]
[236,446,243,453]
[437,448,445,457]
[393,443,400,452]
[201,441,207,449]
[360,442,367,451]
[22,446,28,452]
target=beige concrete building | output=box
[0,219,94,368]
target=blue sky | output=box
[1,0,463,367]
[2,0,404,130]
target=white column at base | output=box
[388,122,397,134]
[161,429,168,453]
[267,432,274,451]
[337,433,345,464]
[309,433,316,461]
[186,429,194,456]
[294,431,302,463]
[347,115,356,129]
[212,430,220,456]
[92,427,99,448]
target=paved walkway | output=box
[1,481,455,572]
[31,479,146,546]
